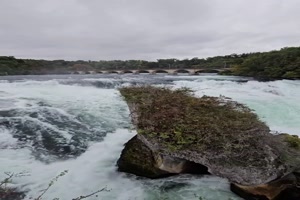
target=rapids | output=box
[0,74,299,200]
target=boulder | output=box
[117,135,209,178]
[117,86,300,199]
[117,135,170,178]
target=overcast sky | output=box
[0,0,300,61]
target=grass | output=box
[120,86,272,168]
[284,135,300,150]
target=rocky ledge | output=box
[117,86,300,200]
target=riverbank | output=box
[1,46,299,80]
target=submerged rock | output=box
[117,86,300,199]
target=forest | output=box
[229,47,300,80]
[0,47,299,80]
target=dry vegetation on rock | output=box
[120,86,273,168]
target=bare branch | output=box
[72,187,110,200]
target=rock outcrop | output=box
[117,135,209,178]
[117,86,300,200]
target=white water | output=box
[0,74,299,200]
[173,77,300,135]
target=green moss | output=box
[284,135,300,150]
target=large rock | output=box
[117,135,170,178]
[117,135,209,178]
[117,86,300,199]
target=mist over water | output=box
[0,74,299,200]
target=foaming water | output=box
[0,79,131,162]
[0,129,240,200]
[0,74,299,199]
[0,129,140,200]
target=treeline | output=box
[229,47,300,80]
[0,47,299,80]
[0,55,242,75]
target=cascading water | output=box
[0,74,299,200]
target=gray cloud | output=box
[0,0,299,61]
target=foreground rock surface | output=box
[117,86,300,199]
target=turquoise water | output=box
[0,74,299,200]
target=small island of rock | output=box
[117,86,300,200]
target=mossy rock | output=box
[271,134,300,169]
[284,134,300,150]
[119,86,270,157]
[119,86,300,186]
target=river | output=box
[0,74,299,200]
